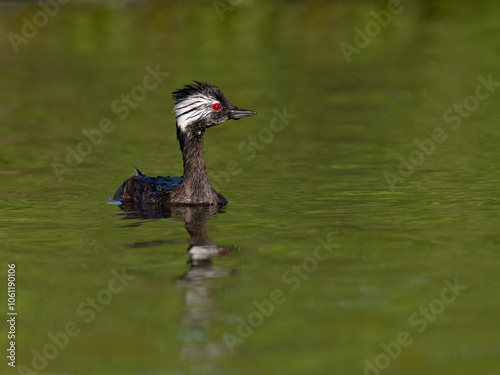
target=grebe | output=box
[113,81,256,207]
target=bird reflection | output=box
[116,202,235,362]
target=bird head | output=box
[173,81,256,137]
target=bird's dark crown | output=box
[172,81,226,105]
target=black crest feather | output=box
[172,81,225,104]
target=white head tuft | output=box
[173,94,219,133]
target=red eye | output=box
[212,103,221,111]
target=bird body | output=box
[113,82,256,208]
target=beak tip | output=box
[229,108,257,120]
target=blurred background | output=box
[1,0,500,374]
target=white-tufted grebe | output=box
[113,81,256,207]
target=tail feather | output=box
[134,167,146,177]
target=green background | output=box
[1,1,499,374]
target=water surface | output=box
[1,1,499,374]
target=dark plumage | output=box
[113,81,256,208]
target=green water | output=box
[1,1,500,374]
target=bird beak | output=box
[228,108,257,120]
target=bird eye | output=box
[212,103,221,111]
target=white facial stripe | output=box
[174,94,219,132]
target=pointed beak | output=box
[228,108,257,120]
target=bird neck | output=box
[178,130,213,189]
